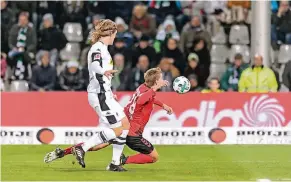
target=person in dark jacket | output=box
[37,13,67,66]
[282,60,291,91]
[59,60,84,91]
[109,37,132,68]
[188,37,211,87]
[220,53,248,91]
[184,53,205,87]
[132,35,157,67]
[127,55,150,91]
[30,51,56,91]
[112,54,131,91]
[1,1,16,53]
[162,38,185,74]
[188,74,203,92]
[8,12,37,62]
[271,0,291,47]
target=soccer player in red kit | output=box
[44,68,173,166]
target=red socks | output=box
[125,153,154,164]
[63,142,93,156]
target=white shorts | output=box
[88,92,126,128]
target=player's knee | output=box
[122,117,130,130]
[113,127,123,137]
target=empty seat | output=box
[63,23,83,42]
[229,45,250,63]
[278,45,291,64]
[210,44,229,64]
[209,64,227,79]
[211,26,227,44]
[60,43,81,61]
[229,25,249,45]
[10,80,29,92]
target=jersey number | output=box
[128,89,141,119]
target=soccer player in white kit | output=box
[72,19,130,171]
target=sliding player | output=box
[44,68,172,166]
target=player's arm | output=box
[154,99,173,115]
[90,49,117,78]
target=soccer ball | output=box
[173,76,191,94]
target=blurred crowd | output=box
[1,0,291,93]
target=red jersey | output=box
[124,84,163,136]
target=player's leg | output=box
[44,143,110,163]
[122,136,158,164]
[72,92,129,170]
[106,98,130,171]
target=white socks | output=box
[82,127,117,152]
[111,130,129,165]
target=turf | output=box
[1,145,291,181]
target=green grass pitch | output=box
[1,145,291,181]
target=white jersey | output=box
[87,41,113,93]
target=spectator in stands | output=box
[154,17,180,54]
[8,12,37,63]
[30,51,56,91]
[239,54,278,93]
[132,35,157,67]
[180,15,212,54]
[282,60,291,91]
[10,2,37,22]
[147,0,182,25]
[271,0,291,48]
[188,74,202,92]
[106,1,135,24]
[189,37,211,86]
[59,60,84,91]
[1,53,7,79]
[221,53,248,91]
[109,37,132,68]
[127,55,150,91]
[36,1,58,29]
[201,77,224,93]
[37,13,67,66]
[1,0,16,53]
[112,54,130,91]
[59,1,86,30]
[130,4,156,39]
[158,57,179,92]
[184,53,205,87]
[115,17,134,48]
[162,38,185,74]
[227,1,251,23]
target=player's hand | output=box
[163,104,173,115]
[113,94,118,100]
[152,80,169,91]
[104,70,118,78]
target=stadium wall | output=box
[1,92,291,145]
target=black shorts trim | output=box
[98,93,109,111]
[126,135,154,155]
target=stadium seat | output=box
[63,23,83,42]
[10,80,29,92]
[211,26,227,44]
[209,63,227,78]
[60,43,81,61]
[210,44,229,64]
[278,45,291,64]
[229,25,249,45]
[229,45,250,63]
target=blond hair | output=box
[144,67,162,87]
[90,19,117,44]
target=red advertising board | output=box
[1,92,291,127]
